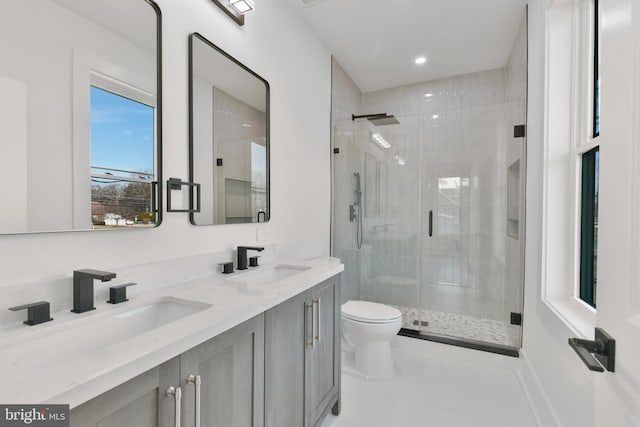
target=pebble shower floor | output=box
[392,305,515,347]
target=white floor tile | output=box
[322,336,537,427]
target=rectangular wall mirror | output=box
[189,33,270,226]
[0,0,162,234]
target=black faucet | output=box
[237,246,264,270]
[71,269,116,313]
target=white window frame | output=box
[89,71,157,184]
[542,0,599,337]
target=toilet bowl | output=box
[341,300,402,380]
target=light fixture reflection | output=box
[371,132,391,149]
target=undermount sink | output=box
[2,297,211,365]
[227,264,311,291]
[107,297,211,336]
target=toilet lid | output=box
[342,301,402,323]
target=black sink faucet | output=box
[71,269,116,313]
[237,246,264,270]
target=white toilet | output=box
[341,300,403,380]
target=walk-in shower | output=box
[331,13,527,355]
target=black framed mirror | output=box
[189,32,270,226]
[0,0,162,233]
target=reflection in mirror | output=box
[189,33,269,226]
[0,0,161,234]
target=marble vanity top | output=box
[0,257,343,408]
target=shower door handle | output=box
[428,210,433,237]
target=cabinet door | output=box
[70,357,180,427]
[180,314,265,427]
[264,291,308,427]
[308,277,340,427]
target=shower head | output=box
[352,113,400,126]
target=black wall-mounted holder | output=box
[220,262,234,274]
[514,124,526,138]
[107,283,138,304]
[568,327,616,372]
[167,178,201,213]
[9,301,53,326]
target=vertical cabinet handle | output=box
[186,374,202,427]
[428,210,433,237]
[306,302,315,347]
[313,299,321,343]
[166,386,182,427]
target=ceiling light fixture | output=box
[414,56,427,65]
[210,0,254,26]
[424,93,434,98]
[230,0,255,14]
[432,114,439,119]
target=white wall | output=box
[0,0,331,293]
[521,1,595,425]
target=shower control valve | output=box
[349,205,357,222]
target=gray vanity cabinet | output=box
[70,314,264,427]
[308,278,341,426]
[265,275,341,427]
[70,275,340,427]
[180,314,265,427]
[70,357,180,427]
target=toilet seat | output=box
[342,301,402,324]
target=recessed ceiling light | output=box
[432,114,439,119]
[424,93,434,98]
[414,56,427,65]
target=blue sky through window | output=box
[90,86,154,175]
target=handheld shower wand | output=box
[351,172,363,249]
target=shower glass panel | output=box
[331,10,527,352]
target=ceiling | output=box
[286,0,526,93]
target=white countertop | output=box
[0,257,343,408]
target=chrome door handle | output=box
[186,374,201,427]
[166,386,182,427]
[313,299,320,343]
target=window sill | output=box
[543,296,596,338]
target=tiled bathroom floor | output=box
[320,336,538,427]
[393,305,516,347]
